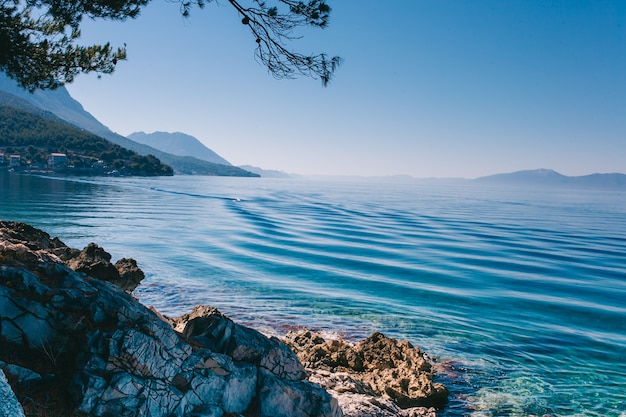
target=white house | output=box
[48,153,68,168]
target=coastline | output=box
[0,220,448,417]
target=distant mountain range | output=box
[0,73,257,177]
[128,132,292,178]
[474,169,626,190]
[239,165,292,178]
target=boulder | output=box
[67,242,144,291]
[174,305,307,381]
[284,330,448,412]
[114,257,145,292]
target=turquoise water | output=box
[1,173,625,417]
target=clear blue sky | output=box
[65,0,626,178]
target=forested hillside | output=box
[0,105,173,176]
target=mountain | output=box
[0,73,258,177]
[127,131,231,166]
[238,165,292,178]
[474,169,626,190]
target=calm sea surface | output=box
[1,173,625,417]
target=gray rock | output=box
[258,369,341,417]
[0,369,25,417]
[2,364,42,385]
[174,305,307,381]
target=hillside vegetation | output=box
[0,104,173,176]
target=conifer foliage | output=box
[0,0,340,91]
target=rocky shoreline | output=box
[0,221,448,417]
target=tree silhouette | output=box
[0,0,340,91]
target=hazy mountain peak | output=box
[531,168,562,176]
[127,131,231,166]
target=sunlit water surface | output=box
[1,173,625,417]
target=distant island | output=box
[474,168,626,190]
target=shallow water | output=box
[1,173,625,417]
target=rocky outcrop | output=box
[66,242,145,291]
[284,330,448,417]
[0,221,447,417]
[0,220,144,292]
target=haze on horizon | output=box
[65,1,625,179]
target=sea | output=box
[1,172,625,417]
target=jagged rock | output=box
[285,330,448,411]
[0,369,25,417]
[114,257,145,292]
[0,221,61,252]
[66,242,115,276]
[0,222,340,417]
[66,242,147,291]
[174,305,307,381]
[308,371,437,417]
[0,221,143,291]
[0,220,78,263]
[357,332,448,408]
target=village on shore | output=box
[0,151,122,175]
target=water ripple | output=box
[2,174,625,417]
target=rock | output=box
[2,363,42,385]
[258,368,341,417]
[174,305,307,381]
[67,242,145,291]
[285,330,448,412]
[114,257,145,292]
[356,332,448,408]
[0,369,26,417]
[0,221,144,292]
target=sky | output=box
[65,0,626,178]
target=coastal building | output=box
[9,155,21,168]
[48,153,68,168]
